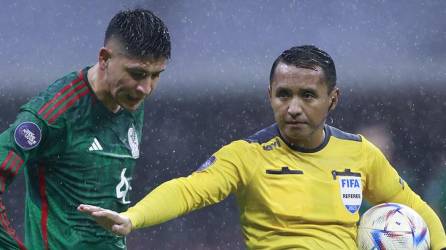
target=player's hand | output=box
[77,204,132,236]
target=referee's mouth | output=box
[285,120,307,124]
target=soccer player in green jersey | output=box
[0,9,170,249]
[79,46,446,249]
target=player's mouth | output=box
[126,95,143,106]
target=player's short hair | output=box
[269,45,337,92]
[105,9,171,60]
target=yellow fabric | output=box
[122,127,446,249]
[388,186,446,250]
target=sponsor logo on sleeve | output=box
[14,122,42,150]
[196,156,216,172]
[338,176,362,214]
[262,138,281,151]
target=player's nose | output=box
[136,78,154,96]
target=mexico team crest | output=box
[338,176,362,214]
[128,125,139,159]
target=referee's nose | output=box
[287,97,303,118]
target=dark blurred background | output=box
[1,1,445,249]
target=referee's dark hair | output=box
[269,45,337,92]
[105,9,171,60]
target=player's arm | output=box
[362,138,446,250]
[0,110,50,248]
[0,109,57,192]
[79,141,252,234]
[0,111,48,193]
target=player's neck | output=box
[87,64,121,113]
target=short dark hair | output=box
[269,45,336,92]
[105,9,171,60]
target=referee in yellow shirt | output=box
[79,45,446,250]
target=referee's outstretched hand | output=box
[77,204,132,236]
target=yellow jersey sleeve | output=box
[122,140,253,229]
[389,185,446,250]
[362,137,446,249]
[362,137,405,203]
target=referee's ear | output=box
[268,85,272,99]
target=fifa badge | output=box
[338,176,362,214]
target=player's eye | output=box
[129,70,148,81]
[150,72,161,80]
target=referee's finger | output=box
[92,210,121,221]
[111,225,125,235]
[111,224,130,236]
[77,204,104,213]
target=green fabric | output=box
[0,67,144,249]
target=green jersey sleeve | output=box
[1,111,48,193]
[0,109,65,249]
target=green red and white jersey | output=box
[0,67,144,249]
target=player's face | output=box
[104,52,167,112]
[269,62,338,148]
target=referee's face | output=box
[269,62,338,149]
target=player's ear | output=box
[99,47,112,70]
[328,87,340,112]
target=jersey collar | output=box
[277,124,331,153]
